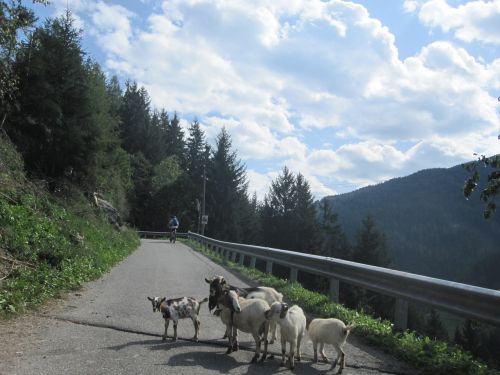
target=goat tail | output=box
[344,323,356,335]
[197,297,209,314]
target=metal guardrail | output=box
[138,231,188,239]
[187,231,500,330]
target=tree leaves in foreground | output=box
[463,154,500,219]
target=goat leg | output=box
[336,351,345,374]
[172,321,178,341]
[162,319,170,341]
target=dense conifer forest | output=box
[323,164,500,289]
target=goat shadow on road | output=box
[164,347,331,375]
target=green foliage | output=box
[206,128,248,241]
[0,139,139,316]
[463,154,500,219]
[8,12,100,185]
[186,238,499,375]
[0,0,47,128]
[261,167,319,253]
[152,156,182,191]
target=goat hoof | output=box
[226,348,233,354]
[162,337,166,341]
[269,339,275,344]
[171,338,177,342]
[268,354,274,359]
[259,354,267,362]
[251,355,258,363]
[296,355,302,362]
[280,361,286,367]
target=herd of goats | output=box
[147,275,355,373]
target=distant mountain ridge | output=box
[323,163,500,289]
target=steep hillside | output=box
[0,136,139,316]
[323,164,500,288]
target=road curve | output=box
[0,240,420,375]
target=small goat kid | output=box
[308,318,355,374]
[217,289,270,363]
[265,302,306,369]
[147,296,208,342]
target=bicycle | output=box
[169,227,177,243]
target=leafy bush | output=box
[187,239,499,375]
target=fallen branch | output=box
[0,254,35,269]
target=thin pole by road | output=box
[0,240,419,375]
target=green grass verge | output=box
[0,190,139,317]
[186,239,498,375]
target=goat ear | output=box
[147,296,153,301]
[160,297,166,303]
[282,303,289,312]
[205,277,213,284]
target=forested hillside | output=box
[323,164,500,288]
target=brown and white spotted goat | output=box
[147,296,208,342]
[205,275,283,343]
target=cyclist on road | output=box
[169,215,179,243]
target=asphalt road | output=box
[0,240,421,375]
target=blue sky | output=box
[29,0,500,199]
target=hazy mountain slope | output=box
[323,164,500,288]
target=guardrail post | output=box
[289,268,298,283]
[394,298,408,331]
[231,252,237,262]
[329,278,339,303]
[266,260,273,274]
[250,257,256,268]
[239,254,245,265]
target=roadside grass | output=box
[186,238,498,375]
[0,194,139,316]
[0,137,139,317]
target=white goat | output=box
[308,318,355,374]
[205,275,283,343]
[147,296,208,342]
[217,289,270,363]
[265,302,306,370]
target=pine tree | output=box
[165,112,185,161]
[206,128,248,241]
[119,81,151,158]
[293,173,319,253]
[261,167,318,253]
[85,61,131,214]
[348,215,393,318]
[8,11,98,187]
[0,0,45,129]
[424,309,448,341]
[352,215,390,267]
[318,199,350,259]
[261,166,296,250]
[241,192,262,244]
[184,118,210,230]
